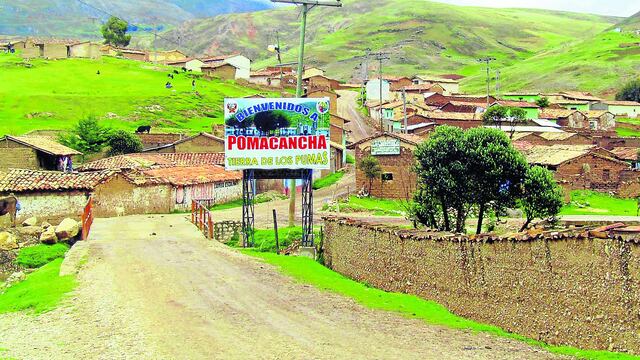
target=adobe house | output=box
[348,132,423,199]
[202,54,251,80]
[167,58,205,72]
[142,133,225,154]
[21,38,70,59]
[142,165,242,210]
[411,75,460,95]
[0,136,81,172]
[383,76,413,91]
[68,41,102,59]
[147,49,187,64]
[304,74,341,91]
[118,48,149,62]
[135,133,188,150]
[77,152,225,172]
[591,100,640,119]
[202,63,240,80]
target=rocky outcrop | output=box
[0,232,18,251]
[55,218,79,241]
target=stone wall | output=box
[323,216,640,354]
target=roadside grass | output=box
[243,251,636,360]
[560,190,637,216]
[346,154,355,164]
[616,127,640,138]
[0,258,76,314]
[228,226,318,253]
[312,171,345,190]
[323,196,408,217]
[16,243,69,269]
[0,53,272,136]
[209,192,287,212]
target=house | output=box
[305,89,340,114]
[382,76,414,91]
[142,133,225,154]
[515,143,629,193]
[582,111,616,131]
[546,92,602,106]
[68,41,102,59]
[202,54,251,80]
[118,48,148,62]
[202,63,241,80]
[440,101,486,114]
[348,132,423,199]
[21,38,72,59]
[147,49,187,64]
[550,100,590,111]
[540,109,616,131]
[304,74,341,91]
[365,78,391,102]
[502,93,541,103]
[411,75,459,95]
[167,58,205,72]
[415,112,483,129]
[611,147,640,169]
[303,67,325,78]
[141,165,241,210]
[0,136,81,172]
[77,152,226,172]
[591,100,640,118]
[425,93,497,107]
[0,169,172,222]
[249,69,283,86]
[135,133,189,151]
[511,132,593,146]
[0,39,26,52]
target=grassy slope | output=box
[462,31,640,95]
[560,190,637,216]
[164,0,615,81]
[246,251,634,360]
[16,244,69,269]
[0,53,270,136]
[312,171,344,190]
[0,258,76,314]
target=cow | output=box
[0,194,18,227]
[136,126,151,134]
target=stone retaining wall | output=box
[323,216,640,354]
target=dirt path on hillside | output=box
[337,90,376,142]
[0,215,565,359]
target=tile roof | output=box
[0,169,116,193]
[536,132,580,141]
[142,165,241,186]
[539,109,582,119]
[493,100,539,108]
[515,144,624,166]
[4,136,81,156]
[421,111,482,121]
[202,62,239,70]
[601,100,640,106]
[201,53,241,62]
[611,147,639,161]
[510,132,535,141]
[77,152,226,171]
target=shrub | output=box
[16,244,69,269]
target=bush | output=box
[107,130,143,156]
[16,244,70,269]
[346,154,356,164]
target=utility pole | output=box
[370,52,389,130]
[271,0,343,228]
[495,70,501,98]
[153,22,158,64]
[477,57,496,108]
[402,88,407,134]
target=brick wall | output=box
[323,217,640,353]
[355,144,416,199]
[555,154,629,192]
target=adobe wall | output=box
[92,176,173,217]
[355,144,416,199]
[6,191,88,223]
[555,154,629,192]
[323,217,640,353]
[0,148,38,171]
[174,136,224,153]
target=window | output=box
[589,121,598,130]
[381,173,394,181]
[603,169,610,181]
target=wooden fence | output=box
[191,200,213,240]
[81,196,94,240]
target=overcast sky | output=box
[431,0,638,17]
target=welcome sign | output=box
[224,98,331,170]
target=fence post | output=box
[273,209,279,254]
[208,213,213,240]
[199,206,204,230]
[191,200,195,224]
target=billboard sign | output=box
[371,138,401,155]
[224,98,331,170]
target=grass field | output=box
[0,53,271,136]
[312,171,344,190]
[245,251,633,360]
[0,258,76,314]
[16,244,69,269]
[323,196,408,217]
[560,190,637,216]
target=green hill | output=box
[461,30,640,96]
[0,53,269,136]
[160,0,618,82]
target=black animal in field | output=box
[136,126,151,134]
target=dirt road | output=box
[0,215,564,359]
[337,89,376,142]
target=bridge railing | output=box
[81,196,94,240]
[191,200,213,240]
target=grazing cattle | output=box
[173,69,179,75]
[0,194,18,227]
[136,126,151,134]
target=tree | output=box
[616,79,640,103]
[359,155,382,196]
[107,130,143,156]
[482,105,509,127]
[507,106,527,139]
[536,97,550,108]
[101,17,131,47]
[519,166,564,231]
[59,116,111,157]
[253,111,290,135]
[413,126,470,232]
[465,128,528,234]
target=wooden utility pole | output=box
[477,57,496,108]
[402,87,407,134]
[370,52,389,130]
[271,0,343,228]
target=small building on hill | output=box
[348,132,423,199]
[147,50,187,64]
[118,48,148,62]
[591,100,640,118]
[135,133,189,151]
[0,136,81,172]
[202,54,251,80]
[304,74,341,91]
[202,63,240,80]
[365,79,391,102]
[411,75,459,95]
[167,58,205,72]
[143,133,225,154]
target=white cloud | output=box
[430,0,638,17]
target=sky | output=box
[431,0,638,17]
